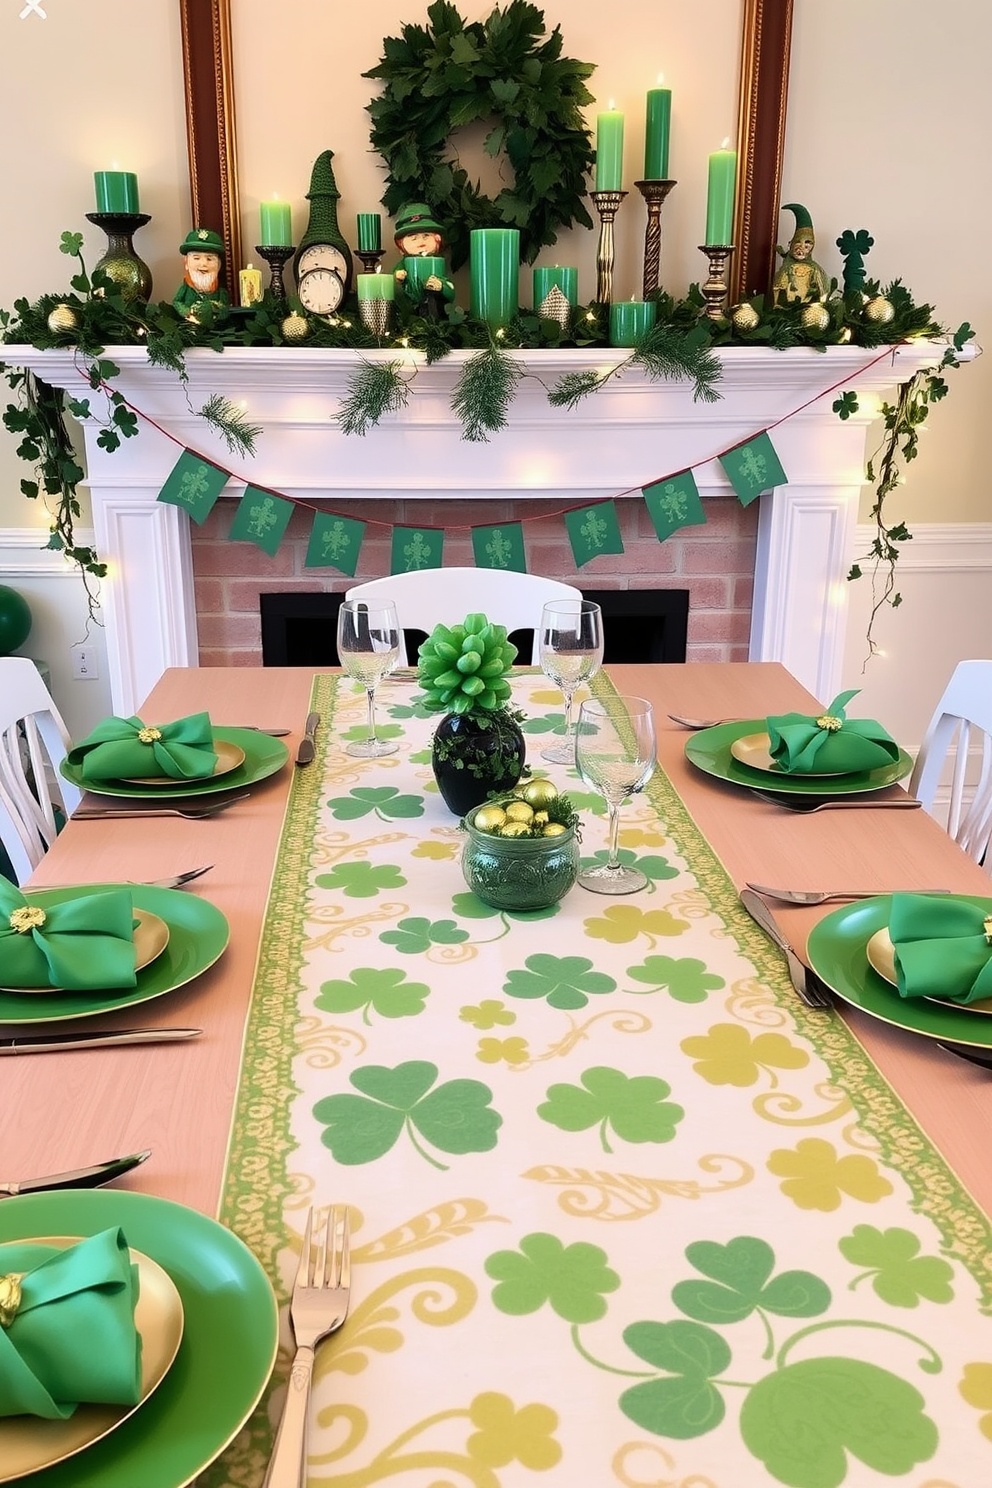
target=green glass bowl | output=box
[461,807,580,911]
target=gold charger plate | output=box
[0,1237,184,1483]
[866,926,992,1014]
[2,909,170,995]
[123,740,245,787]
[729,732,848,778]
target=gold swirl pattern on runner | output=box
[523,1155,753,1220]
[313,828,412,866]
[351,1201,509,1264]
[725,976,793,1028]
[663,887,714,921]
[509,1009,653,1069]
[613,1439,723,1488]
[295,1014,368,1068]
[753,1082,853,1125]
[315,1267,477,1381]
[305,900,411,952]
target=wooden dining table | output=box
[4,659,992,1488]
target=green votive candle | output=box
[644,87,672,179]
[595,107,625,191]
[357,272,395,301]
[705,146,737,246]
[533,265,578,310]
[609,298,657,347]
[469,229,520,328]
[94,170,139,214]
[259,197,292,246]
[357,213,382,252]
[402,255,445,293]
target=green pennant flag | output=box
[229,486,295,556]
[643,470,706,542]
[564,500,624,568]
[390,525,443,574]
[471,522,526,572]
[156,449,228,524]
[719,431,788,507]
[305,512,366,575]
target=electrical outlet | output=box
[71,645,99,680]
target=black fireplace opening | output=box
[260,588,688,668]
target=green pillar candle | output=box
[402,255,445,294]
[705,145,737,245]
[357,213,381,252]
[643,86,672,179]
[259,197,292,246]
[609,298,657,347]
[533,265,578,309]
[357,272,396,301]
[595,106,625,191]
[94,170,139,214]
[469,229,520,328]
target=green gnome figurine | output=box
[772,204,829,306]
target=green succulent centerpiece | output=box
[417,612,526,815]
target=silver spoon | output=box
[668,712,751,729]
[745,882,948,905]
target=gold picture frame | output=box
[179,0,792,306]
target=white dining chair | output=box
[909,658,992,870]
[345,568,581,663]
[0,657,82,884]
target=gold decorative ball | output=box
[532,810,550,827]
[473,805,507,833]
[522,779,558,808]
[499,821,532,838]
[47,303,78,333]
[731,303,760,331]
[864,296,895,324]
[542,821,568,837]
[504,800,535,824]
[801,302,830,332]
[281,312,310,341]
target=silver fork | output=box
[668,712,750,729]
[745,882,949,906]
[263,1205,351,1488]
[72,794,249,821]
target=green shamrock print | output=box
[451,891,560,923]
[380,916,469,954]
[387,697,434,720]
[838,1225,954,1308]
[671,1237,830,1328]
[315,862,407,898]
[537,1067,685,1153]
[314,1060,501,1170]
[621,1319,731,1439]
[315,968,431,1023]
[326,786,425,821]
[580,849,679,885]
[503,954,615,1009]
[486,1233,619,1323]
[626,955,725,1002]
[340,721,404,745]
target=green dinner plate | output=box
[0,1190,277,1488]
[807,894,992,1048]
[684,720,913,796]
[60,728,288,800]
[0,885,229,1024]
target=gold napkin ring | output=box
[9,905,46,934]
[0,1273,24,1328]
[137,726,162,744]
[815,714,843,732]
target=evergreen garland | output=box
[336,361,411,436]
[450,343,524,441]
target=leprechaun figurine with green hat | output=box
[173,227,230,319]
[393,203,455,318]
[772,203,829,306]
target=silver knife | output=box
[0,1027,202,1055]
[295,710,321,767]
[739,889,831,1009]
[0,1149,151,1198]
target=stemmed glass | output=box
[336,599,401,758]
[575,695,656,894]
[539,599,604,764]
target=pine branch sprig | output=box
[337,361,411,436]
[199,394,263,458]
[451,344,524,442]
[632,323,722,403]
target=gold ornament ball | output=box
[731,303,760,331]
[499,821,532,838]
[542,821,568,837]
[504,800,534,824]
[281,312,310,341]
[473,805,507,833]
[522,779,558,808]
[864,296,895,324]
[47,304,78,333]
[801,302,830,332]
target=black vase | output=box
[431,709,525,817]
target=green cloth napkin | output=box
[66,711,217,783]
[0,879,136,991]
[0,1228,142,1419]
[888,893,992,1005]
[766,689,901,775]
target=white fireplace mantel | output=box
[5,341,952,713]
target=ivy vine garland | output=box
[364,0,596,271]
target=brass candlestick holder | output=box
[355,247,386,274]
[85,212,153,302]
[698,244,735,320]
[256,244,296,305]
[591,189,627,304]
[634,180,677,298]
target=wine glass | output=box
[575,695,656,894]
[336,599,401,757]
[539,599,604,765]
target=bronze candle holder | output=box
[256,244,296,306]
[697,244,736,320]
[590,189,627,304]
[634,180,677,299]
[355,247,386,275]
[85,212,153,302]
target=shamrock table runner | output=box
[208,672,992,1488]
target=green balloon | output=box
[0,586,32,654]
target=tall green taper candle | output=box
[705,145,736,245]
[595,106,625,191]
[470,229,520,328]
[357,213,381,252]
[94,170,139,214]
[643,86,672,179]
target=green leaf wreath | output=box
[364,0,596,271]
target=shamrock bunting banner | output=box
[564,500,624,568]
[642,470,706,542]
[720,431,788,507]
[305,512,366,574]
[471,522,527,572]
[156,449,229,523]
[229,487,295,556]
[390,525,444,574]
